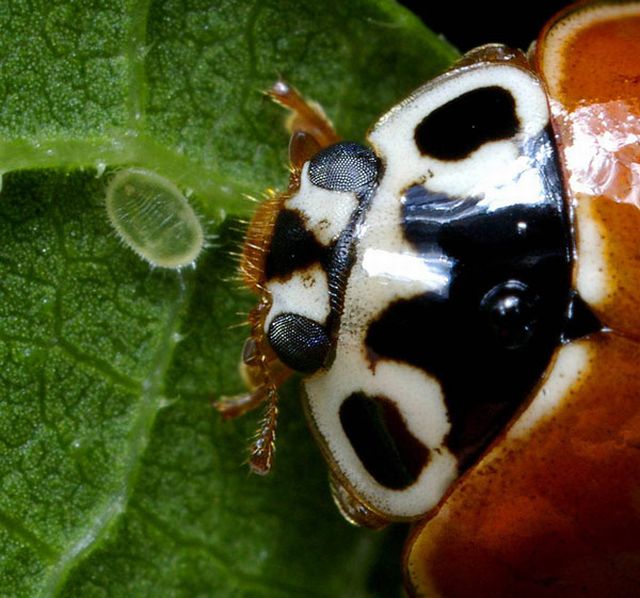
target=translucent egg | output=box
[105,168,204,269]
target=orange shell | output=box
[406,2,640,595]
[538,0,640,336]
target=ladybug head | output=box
[303,46,584,522]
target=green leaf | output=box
[0,1,457,595]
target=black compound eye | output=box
[308,141,378,193]
[480,280,539,350]
[267,313,330,373]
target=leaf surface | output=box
[0,1,457,595]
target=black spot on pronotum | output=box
[267,313,330,373]
[265,210,325,280]
[414,86,519,160]
[308,141,379,193]
[339,393,430,490]
[367,126,573,467]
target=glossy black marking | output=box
[414,86,519,160]
[368,127,572,468]
[562,292,602,342]
[339,393,430,490]
[265,209,325,280]
[268,313,330,373]
[308,142,379,193]
[402,185,479,230]
[480,280,540,350]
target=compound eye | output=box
[480,280,539,349]
[267,313,330,373]
[308,141,378,193]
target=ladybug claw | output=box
[247,390,279,475]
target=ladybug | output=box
[217,0,640,595]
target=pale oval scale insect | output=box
[105,168,204,269]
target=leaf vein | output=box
[0,505,57,562]
[126,0,151,129]
[42,280,192,596]
[0,135,252,216]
